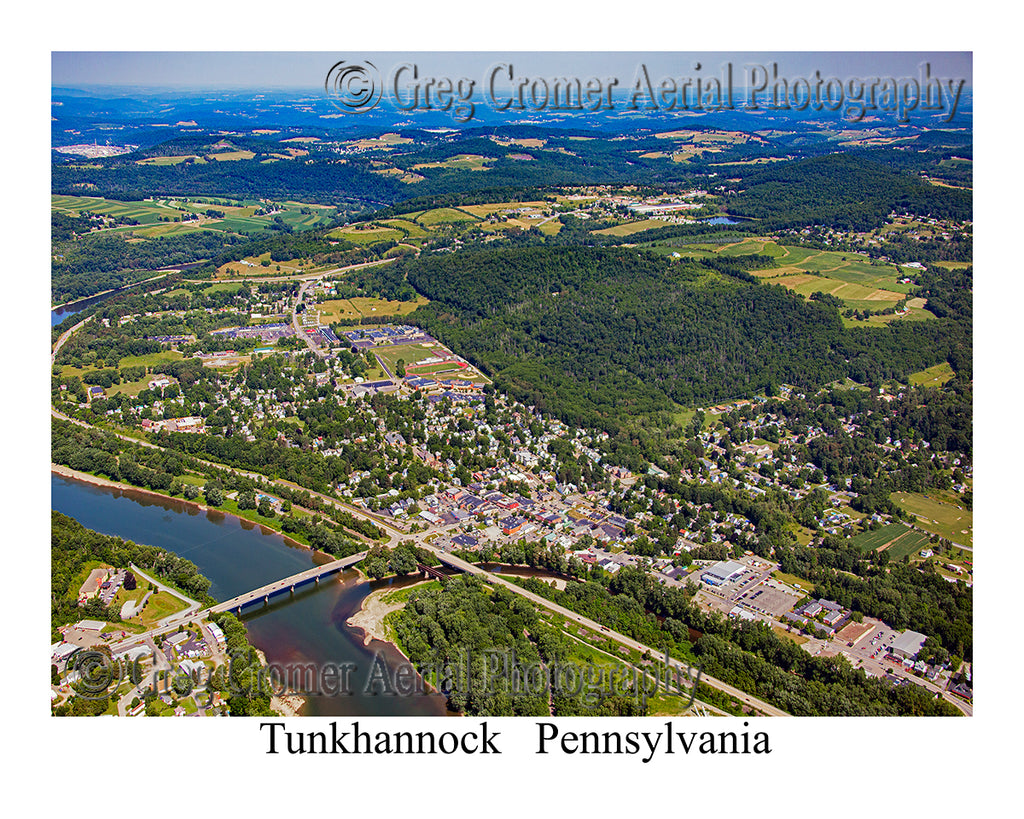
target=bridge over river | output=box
[212,551,368,615]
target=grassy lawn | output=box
[908,362,955,387]
[126,590,190,629]
[316,299,363,321]
[789,523,816,546]
[772,571,815,594]
[380,580,441,605]
[119,350,186,369]
[217,498,309,545]
[347,296,428,318]
[772,625,809,645]
[890,491,972,546]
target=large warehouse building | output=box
[890,630,928,660]
[701,560,746,586]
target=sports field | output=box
[850,523,937,560]
[376,342,487,383]
[850,523,914,552]
[890,491,972,547]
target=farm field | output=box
[207,150,256,161]
[329,225,405,245]
[343,133,413,150]
[890,491,973,547]
[654,129,752,145]
[52,194,185,224]
[645,238,913,314]
[593,218,685,237]
[842,298,933,327]
[411,154,494,171]
[772,273,906,311]
[381,218,430,239]
[55,195,335,239]
[136,155,203,166]
[415,207,480,226]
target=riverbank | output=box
[253,648,308,717]
[346,581,430,651]
[51,464,315,554]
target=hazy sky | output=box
[52,52,972,91]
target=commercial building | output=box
[890,630,928,661]
[700,560,746,586]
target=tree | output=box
[364,553,388,580]
[123,571,137,591]
[237,489,257,511]
[390,546,417,576]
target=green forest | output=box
[392,246,971,434]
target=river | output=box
[51,473,449,716]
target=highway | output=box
[427,549,790,717]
